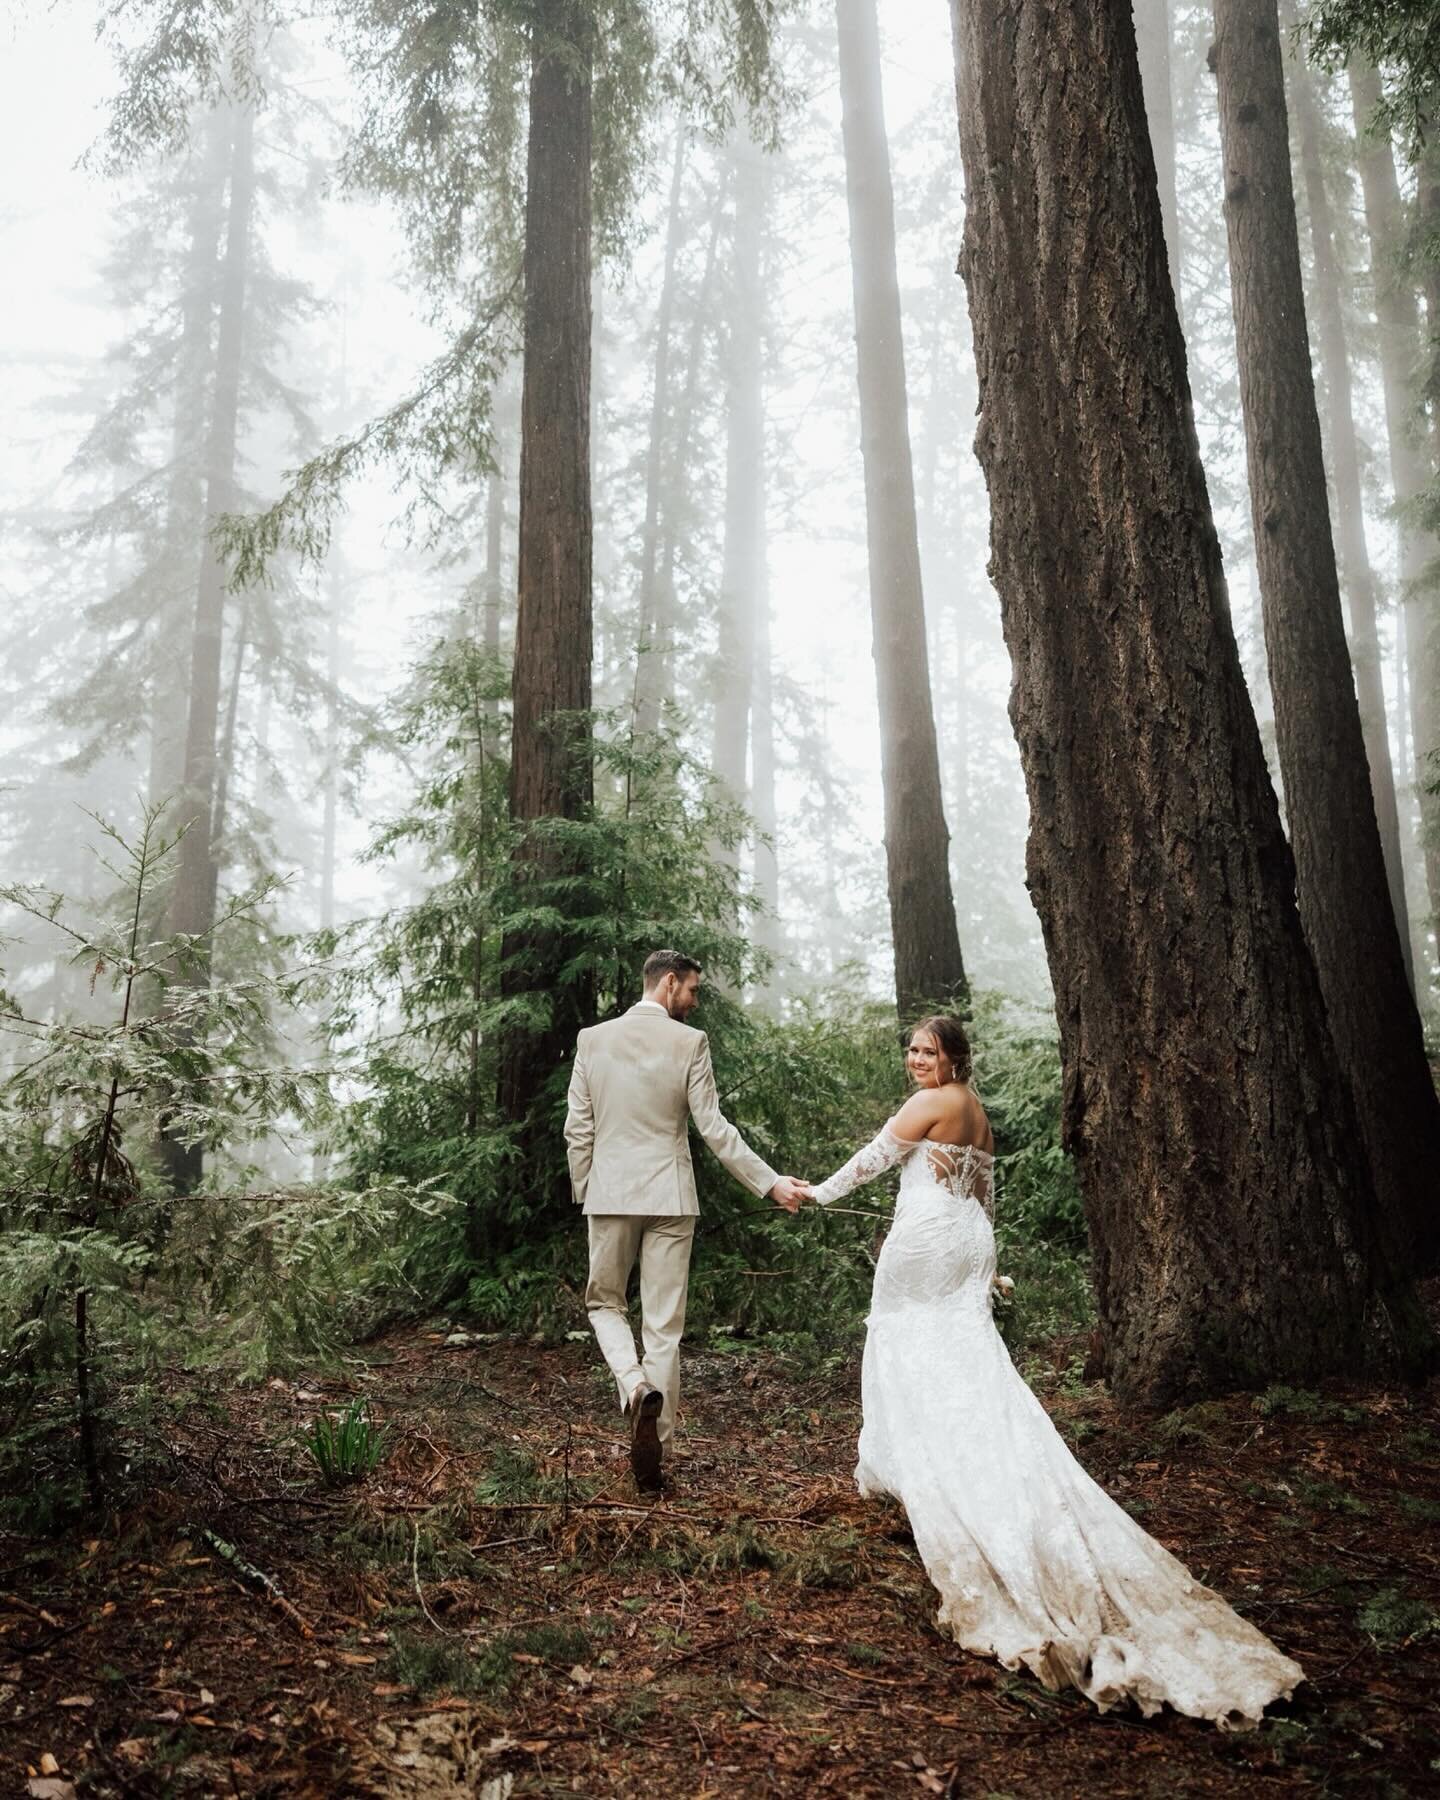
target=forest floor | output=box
[4,1308,1440,1800]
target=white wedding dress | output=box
[812,1124,1303,1729]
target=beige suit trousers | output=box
[585,1214,696,1444]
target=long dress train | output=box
[812,1125,1303,1730]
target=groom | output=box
[565,949,809,1491]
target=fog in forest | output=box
[9,0,1377,1035]
[7,0,1440,1776]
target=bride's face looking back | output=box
[906,1030,947,1088]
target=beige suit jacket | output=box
[564,1003,779,1216]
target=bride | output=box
[789,1014,1302,1730]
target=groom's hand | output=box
[769,1176,811,1214]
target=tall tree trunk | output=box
[712,130,766,842]
[1136,0,1186,324]
[752,567,781,963]
[163,97,256,1194]
[497,5,595,1150]
[838,0,968,1019]
[656,194,725,700]
[150,115,229,813]
[949,0,1425,1402]
[207,600,251,928]
[1211,0,1440,1273]
[1283,12,1412,988]
[1349,62,1440,958]
[634,129,687,740]
[320,567,342,932]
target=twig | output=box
[194,1526,312,1637]
[563,1421,572,1526]
[412,1521,451,1636]
[802,1653,923,1688]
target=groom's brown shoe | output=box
[628,1384,664,1493]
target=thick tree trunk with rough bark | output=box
[1283,15,1411,987]
[949,0,1424,1402]
[838,0,968,1020]
[1211,0,1439,1272]
[498,6,595,1139]
[1349,63,1440,957]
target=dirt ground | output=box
[4,1315,1440,1798]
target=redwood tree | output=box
[1282,12,1411,984]
[1211,0,1440,1272]
[497,2,595,1131]
[163,98,256,1194]
[949,0,1424,1401]
[1349,62,1440,955]
[838,0,968,1020]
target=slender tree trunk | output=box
[1283,13,1411,988]
[950,0,1425,1402]
[207,600,251,927]
[170,100,255,944]
[498,5,595,1147]
[752,567,781,962]
[1349,62,1440,958]
[483,458,505,669]
[634,129,687,740]
[838,0,968,1019]
[150,115,228,813]
[712,129,767,847]
[1136,0,1186,324]
[320,566,342,932]
[656,194,724,698]
[163,98,256,1194]
[1211,0,1440,1272]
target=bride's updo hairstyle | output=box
[908,1014,973,1084]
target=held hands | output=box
[769,1175,813,1214]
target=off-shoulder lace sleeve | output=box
[812,1122,921,1206]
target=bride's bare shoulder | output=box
[939,1083,993,1150]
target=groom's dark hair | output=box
[642,948,702,988]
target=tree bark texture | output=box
[1212,0,1439,1273]
[1349,62,1440,952]
[499,5,595,1134]
[1283,14,1412,987]
[838,0,968,1020]
[949,0,1421,1402]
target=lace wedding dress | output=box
[813,1124,1303,1729]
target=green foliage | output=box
[1304,0,1440,155]
[389,1618,592,1698]
[319,681,1087,1343]
[658,1518,867,1588]
[304,1397,391,1484]
[1357,1586,1440,1647]
[0,805,452,1510]
[324,633,778,1302]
